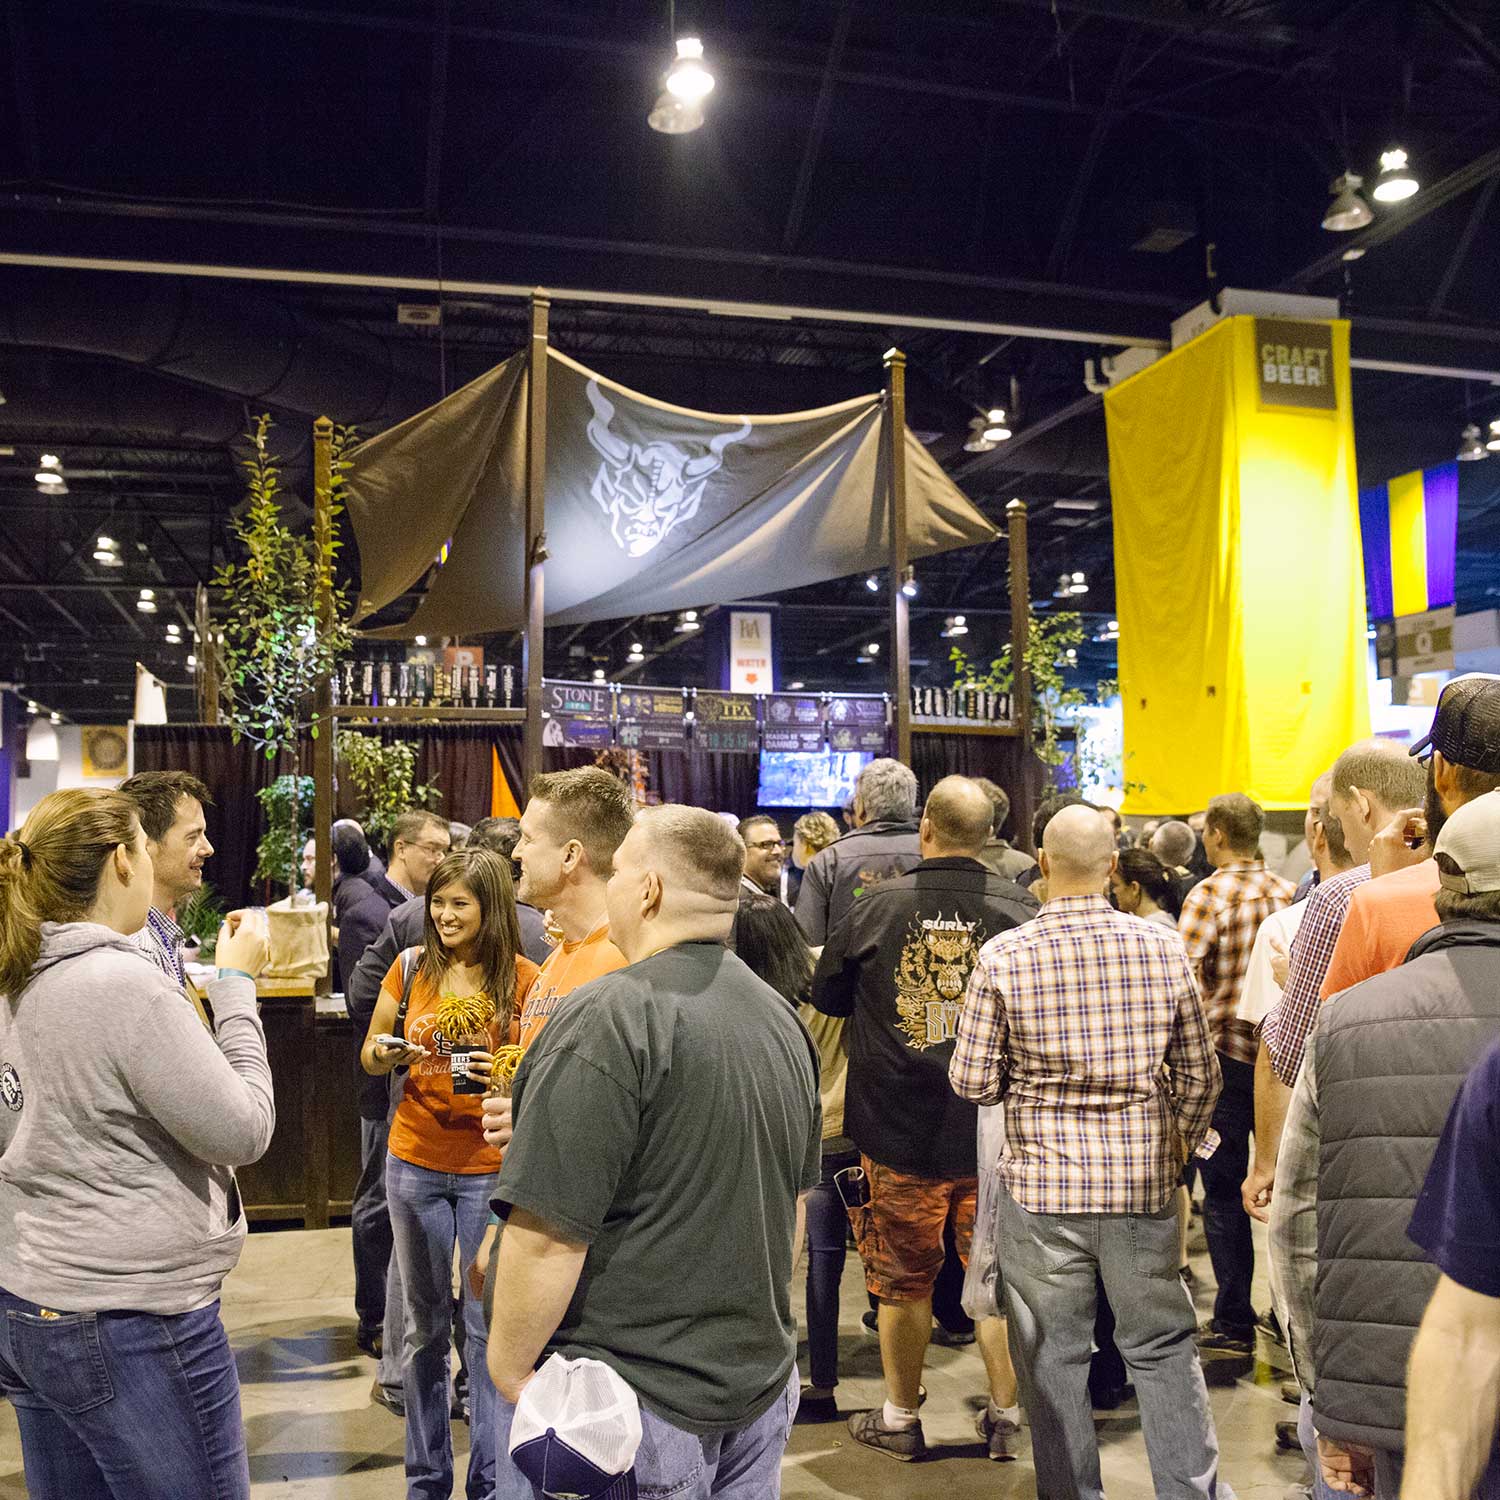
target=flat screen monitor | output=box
[756,750,872,808]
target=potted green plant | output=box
[335,733,440,855]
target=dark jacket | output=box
[1313,921,1500,1451]
[811,856,1038,1178]
[346,895,552,1121]
[978,838,1038,888]
[335,871,408,1006]
[794,819,921,947]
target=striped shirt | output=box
[1261,864,1370,1085]
[1178,860,1296,1064]
[950,894,1221,1215]
[135,907,188,990]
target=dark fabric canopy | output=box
[346,349,997,636]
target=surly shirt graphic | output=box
[894,913,983,1050]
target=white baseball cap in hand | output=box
[509,1354,642,1499]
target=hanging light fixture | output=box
[1068,571,1089,595]
[864,573,880,592]
[982,408,1012,443]
[865,641,881,656]
[1459,424,1488,462]
[1372,147,1419,203]
[1486,419,1500,454]
[787,680,805,691]
[676,609,701,632]
[34,452,64,488]
[943,614,969,637]
[136,587,157,615]
[648,36,713,134]
[1322,171,1373,232]
[901,566,918,598]
[93,533,122,566]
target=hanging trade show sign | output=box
[693,690,760,753]
[1373,606,1455,680]
[541,680,613,749]
[616,687,687,751]
[729,610,774,693]
[1255,319,1336,410]
[763,693,825,752]
[825,695,889,753]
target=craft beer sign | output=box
[729,610,774,693]
[1255,319,1336,410]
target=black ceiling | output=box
[3,0,1500,721]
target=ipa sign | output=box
[1255,318,1336,410]
[729,610,774,693]
[694,690,760,753]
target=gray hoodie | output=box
[0,922,275,1314]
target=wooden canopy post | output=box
[311,415,335,997]
[1006,498,1036,852]
[522,290,551,796]
[194,583,219,725]
[883,348,912,765]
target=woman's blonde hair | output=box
[419,847,522,1031]
[0,789,142,997]
[794,811,840,858]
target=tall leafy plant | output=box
[214,414,356,891]
[335,733,440,855]
[255,775,315,898]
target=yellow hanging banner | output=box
[1106,316,1369,814]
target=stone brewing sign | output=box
[693,690,760,753]
[826,695,889,753]
[542,680,613,749]
[1255,318,1336,410]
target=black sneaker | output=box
[930,1323,976,1348]
[796,1391,839,1424]
[355,1326,383,1360]
[848,1409,925,1462]
[975,1407,1021,1461]
[861,1309,879,1335]
[1196,1323,1254,1355]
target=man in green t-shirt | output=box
[486,805,822,1498]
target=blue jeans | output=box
[1297,1395,1341,1500]
[493,1366,799,1500]
[0,1288,248,1500]
[387,1154,498,1500]
[804,1149,856,1390]
[995,1186,1230,1500]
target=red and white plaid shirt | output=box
[951,895,1222,1215]
[1178,861,1296,1064]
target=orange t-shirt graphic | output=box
[516,924,628,1051]
[384,951,539,1175]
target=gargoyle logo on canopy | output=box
[586,380,750,557]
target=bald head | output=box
[1042,804,1117,891]
[1331,737,1426,818]
[921,776,995,857]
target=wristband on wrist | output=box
[217,967,255,982]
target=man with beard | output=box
[738,816,787,901]
[1319,674,1500,997]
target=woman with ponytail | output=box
[0,788,274,1500]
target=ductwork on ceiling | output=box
[0,266,440,431]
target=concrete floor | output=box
[0,1218,1309,1498]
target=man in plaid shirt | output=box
[952,806,1226,1500]
[1177,793,1294,1352]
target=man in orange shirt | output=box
[1321,676,1500,1000]
[474,767,636,1279]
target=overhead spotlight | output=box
[628,648,645,664]
[1487,419,1500,454]
[630,641,644,654]
[26,700,38,714]
[1373,147,1419,203]
[943,615,969,637]
[963,418,996,454]
[1342,247,1367,262]
[97,534,116,551]
[187,653,197,669]
[35,452,64,488]
[1459,424,1488,462]
[49,712,61,725]
[787,680,805,691]
[1063,647,1078,664]
[648,92,704,134]
[414,634,427,646]
[137,587,156,615]
[901,567,918,599]
[1322,172,1373,232]
[864,573,880,592]
[165,622,181,640]
[982,407,1012,443]
[665,36,714,101]
[676,609,701,632]
[1068,571,1089,595]
[593,668,607,682]
[865,641,881,656]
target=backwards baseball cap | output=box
[509,1355,641,1500]
[1410,673,1500,772]
[1434,789,1500,897]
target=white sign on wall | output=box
[729,611,774,694]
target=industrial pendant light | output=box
[1458,423,1488,462]
[648,36,713,134]
[1322,172,1373,232]
[1372,148,1419,203]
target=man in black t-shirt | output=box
[486,805,821,1499]
[812,776,1037,1462]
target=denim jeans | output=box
[493,1366,799,1500]
[804,1148,856,1389]
[995,1186,1230,1500]
[386,1153,498,1500]
[0,1287,249,1500]
[1296,1394,1342,1500]
[353,1112,394,1336]
[1198,1053,1256,1334]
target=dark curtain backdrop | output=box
[136,723,1041,906]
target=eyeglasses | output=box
[747,839,786,850]
[413,840,451,857]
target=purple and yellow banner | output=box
[1359,462,1458,620]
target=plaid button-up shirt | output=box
[950,895,1222,1215]
[1178,860,1296,1064]
[134,906,188,990]
[1261,864,1370,1085]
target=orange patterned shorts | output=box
[849,1156,978,1302]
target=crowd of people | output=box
[0,676,1497,1500]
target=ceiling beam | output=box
[781,0,853,256]
[423,0,451,220]
[1427,176,1499,316]
[1420,0,1500,80]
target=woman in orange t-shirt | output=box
[360,847,538,1500]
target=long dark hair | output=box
[732,896,813,1007]
[1116,847,1181,919]
[420,847,522,1029]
